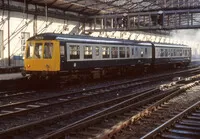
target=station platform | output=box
[192,59,200,62]
[0,73,24,81]
[0,66,22,74]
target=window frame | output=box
[102,46,110,59]
[111,47,118,58]
[66,43,139,61]
[69,44,80,60]
[84,45,93,59]
[119,47,125,58]
[43,42,54,59]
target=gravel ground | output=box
[115,84,200,139]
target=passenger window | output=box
[34,43,42,59]
[84,46,92,59]
[127,47,130,58]
[176,49,179,56]
[132,48,134,56]
[160,49,164,57]
[102,46,110,58]
[185,50,187,56]
[96,47,99,56]
[70,45,80,59]
[26,42,34,59]
[165,49,167,57]
[180,49,182,56]
[171,49,173,56]
[119,47,125,58]
[111,47,118,58]
[135,47,138,56]
[44,42,53,59]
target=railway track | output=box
[0,70,173,118]
[0,67,200,138]
[0,68,173,131]
[1,67,200,120]
[0,74,199,138]
[1,66,200,105]
[36,78,200,139]
[0,88,159,138]
[142,101,200,139]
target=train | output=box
[22,33,191,79]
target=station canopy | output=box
[14,0,164,15]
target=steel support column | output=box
[33,4,37,35]
[7,0,10,66]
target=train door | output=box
[140,47,144,58]
[60,42,66,71]
[43,41,60,72]
[131,46,134,58]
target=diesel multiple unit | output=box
[22,33,191,78]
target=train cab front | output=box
[23,40,60,79]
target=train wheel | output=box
[21,70,26,77]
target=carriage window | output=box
[26,42,34,59]
[111,47,118,58]
[127,47,130,58]
[96,46,99,56]
[84,46,92,59]
[44,42,53,59]
[70,45,80,59]
[188,50,190,56]
[119,47,125,58]
[132,48,134,55]
[160,49,164,57]
[180,49,183,56]
[176,49,179,56]
[174,49,176,56]
[135,47,138,56]
[102,46,110,58]
[34,43,42,59]
[165,49,168,57]
[184,50,187,56]
[171,49,173,56]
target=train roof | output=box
[27,33,152,46]
[28,33,190,48]
[154,43,189,48]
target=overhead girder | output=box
[0,0,87,22]
[1,0,200,32]
[85,9,200,32]
[7,0,200,15]
[10,0,100,15]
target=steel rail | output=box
[0,88,158,138]
[141,100,200,139]
[38,81,199,139]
